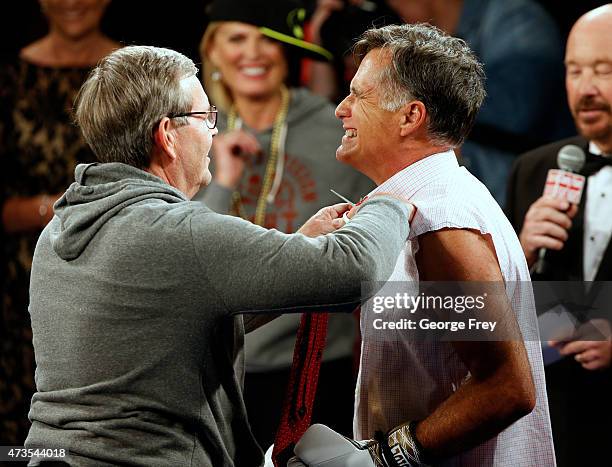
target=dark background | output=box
[0,0,609,66]
[0,0,211,65]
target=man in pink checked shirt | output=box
[290,23,555,467]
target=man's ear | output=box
[153,117,179,161]
[399,100,427,137]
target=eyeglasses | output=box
[168,106,218,129]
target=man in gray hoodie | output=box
[24,46,411,467]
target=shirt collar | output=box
[370,149,459,199]
[589,141,612,158]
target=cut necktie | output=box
[272,311,329,466]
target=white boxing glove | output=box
[293,424,375,466]
[292,423,427,467]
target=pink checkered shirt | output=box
[355,150,556,466]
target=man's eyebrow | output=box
[350,85,361,96]
[565,59,612,66]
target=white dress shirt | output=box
[355,150,556,466]
[583,141,612,281]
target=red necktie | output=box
[272,311,329,466]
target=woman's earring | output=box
[211,70,221,82]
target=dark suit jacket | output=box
[506,135,608,280]
[507,135,612,313]
[506,135,611,467]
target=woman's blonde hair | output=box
[200,22,234,112]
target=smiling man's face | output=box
[334,48,399,181]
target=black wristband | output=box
[375,430,399,467]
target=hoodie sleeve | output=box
[188,196,410,314]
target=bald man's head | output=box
[565,4,612,152]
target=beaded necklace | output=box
[227,86,290,226]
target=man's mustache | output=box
[575,96,611,113]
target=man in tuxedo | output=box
[506,5,612,466]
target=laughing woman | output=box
[197,0,374,450]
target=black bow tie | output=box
[583,152,612,176]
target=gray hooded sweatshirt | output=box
[26,162,409,466]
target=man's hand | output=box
[550,319,612,370]
[518,196,578,267]
[211,130,261,189]
[298,203,353,237]
[298,195,415,238]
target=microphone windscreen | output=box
[557,145,586,173]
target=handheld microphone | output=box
[534,144,586,274]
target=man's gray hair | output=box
[354,23,486,147]
[75,46,198,168]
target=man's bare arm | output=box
[414,228,535,461]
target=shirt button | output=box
[590,236,595,241]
